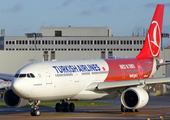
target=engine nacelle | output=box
[3,88,29,108]
[121,87,149,109]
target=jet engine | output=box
[3,88,29,108]
[121,87,149,109]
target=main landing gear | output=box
[55,100,75,112]
[30,100,41,116]
[121,104,139,112]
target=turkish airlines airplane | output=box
[1,4,170,116]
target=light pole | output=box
[25,33,42,50]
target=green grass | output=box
[0,100,113,108]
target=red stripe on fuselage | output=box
[104,58,153,82]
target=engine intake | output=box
[121,87,149,109]
[3,88,28,108]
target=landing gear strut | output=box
[121,104,139,112]
[55,100,75,112]
[30,100,41,116]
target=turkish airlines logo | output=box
[148,21,161,56]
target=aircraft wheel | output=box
[55,103,61,112]
[121,104,127,112]
[69,103,75,112]
[34,109,41,116]
[135,109,140,112]
[30,109,35,116]
[130,109,135,112]
[64,103,70,112]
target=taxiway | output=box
[0,96,170,120]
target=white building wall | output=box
[0,51,101,74]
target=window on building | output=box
[130,40,132,44]
[55,31,62,37]
[101,51,105,59]
[108,51,112,56]
[64,40,67,44]
[121,41,123,45]
[51,40,54,44]
[117,40,119,44]
[134,40,136,45]
[94,40,97,44]
[90,40,93,44]
[44,51,48,61]
[127,41,129,45]
[68,40,70,44]
[103,41,106,45]
[100,40,102,44]
[84,40,86,45]
[124,40,126,44]
[51,51,55,60]
[140,40,142,44]
[111,40,113,44]
[107,40,109,44]
[61,40,64,44]
[6,41,8,44]
[137,40,139,44]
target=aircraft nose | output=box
[12,79,24,97]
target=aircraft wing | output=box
[86,77,170,91]
[0,73,14,81]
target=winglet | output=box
[136,4,164,58]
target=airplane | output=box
[1,4,170,116]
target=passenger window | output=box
[30,73,35,78]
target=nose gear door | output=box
[42,68,52,84]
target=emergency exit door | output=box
[42,68,52,84]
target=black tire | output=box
[135,109,140,112]
[55,103,61,112]
[34,109,41,116]
[69,103,75,112]
[30,109,35,116]
[121,104,127,112]
[130,109,135,112]
[64,103,70,112]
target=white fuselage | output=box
[12,59,119,101]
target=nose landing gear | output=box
[30,100,41,116]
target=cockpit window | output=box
[19,74,26,78]
[30,73,35,78]
[27,74,31,78]
[14,74,19,78]
[14,73,35,78]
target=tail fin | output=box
[136,4,164,58]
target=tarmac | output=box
[0,96,170,120]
